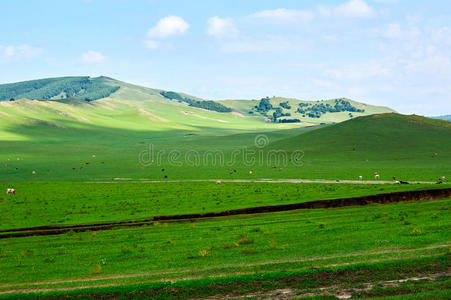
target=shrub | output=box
[199,249,210,257]
[90,264,102,274]
[410,227,422,236]
[238,235,254,245]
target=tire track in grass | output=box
[0,257,449,296]
[0,244,448,292]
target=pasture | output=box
[0,181,446,230]
[0,95,450,298]
[0,197,449,297]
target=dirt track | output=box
[1,187,450,239]
[101,178,438,184]
[0,245,448,295]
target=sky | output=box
[1,0,450,115]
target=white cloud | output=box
[373,0,399,3]
[219,35,310,53]
[319,0,375,18]
[250,8,314,23]
[147,16,189,38]
[0,44,42,60]
[334,0,375,18]
[249,0,375,26]
[207,17,238,38]
[81,50,106,63]
[144,40,160,49]
[374,24,420,40]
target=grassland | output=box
[0,77,450,298]
[0,198,449,297]
[0,112,450,182]
[1,181,446,230]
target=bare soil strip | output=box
[0,250,448,295]
[99,178,438,184]
[1,188,450,239]
[218,272,451,300]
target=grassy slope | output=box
[269,113,451,181]
[219,96,395,124]
[0,198,449,287]
[0,111,450,181]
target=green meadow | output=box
[0,77,450,298]
[0,181,444,230]
[0,199,449,296]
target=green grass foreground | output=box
[0,198,449,288]
[0,181,446,229]
[1,254,449,299]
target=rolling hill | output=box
[0,76,448,182]
[0,76,395,129]
[270,113,451,180]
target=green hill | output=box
[2,77,446,182]
[270,113,451,180]
[219,96,395,125]
[0,76,120,101]
[0,76,394,125]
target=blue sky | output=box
[1,0,450,115]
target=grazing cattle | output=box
[272,166,276,169]
[216,180,222,184]
[375,174,380,180]
[249,170,253,175]
[393,176,396,181]
[399,180,409,184]
[6,188,15,195]
[32,170,36,174]
[164,175,167,179]
[100,162,105,164]
[161,168,165,172]
[358,176,363,181]
[441,176,446,181]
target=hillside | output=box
[0,76,394,125]
[219,96,395,124]
[270,113,451,180]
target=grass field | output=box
[0,181,448,230]
[0,113,449,182]
[0,198,449,297]
[1,77,450,298]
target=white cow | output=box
[358,176,363,181]
[216,180,222,184]
[6,188,15,195]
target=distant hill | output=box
[431,115,451,121]
[273,113,451,162]
[219,96,395,125]
[269,113,451,180]
[0,76,120,101]
[0,76,394,125]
